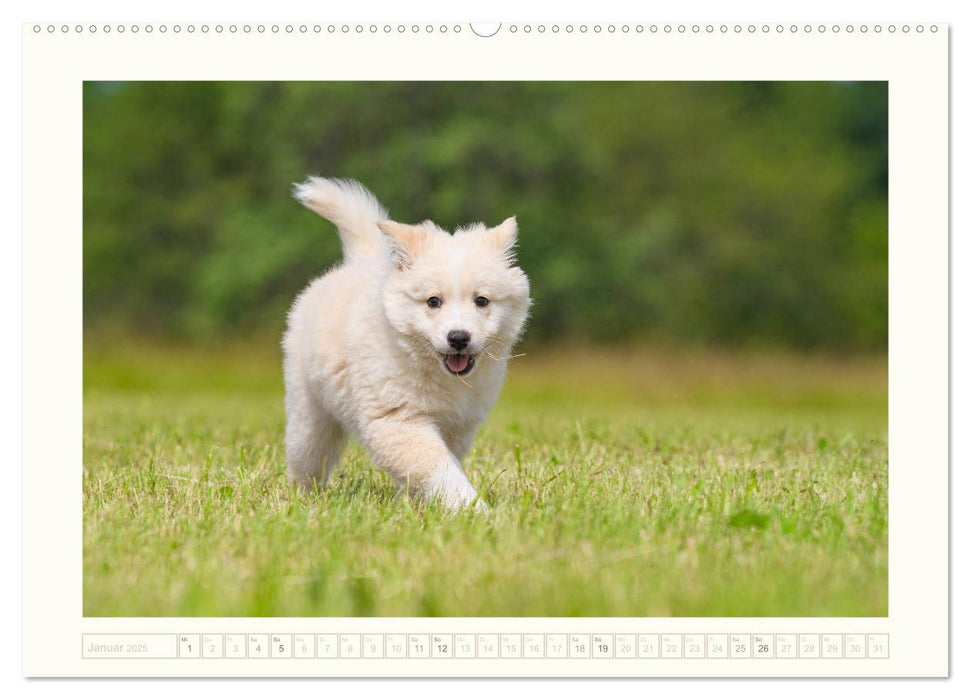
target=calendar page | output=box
[21,19,947,677]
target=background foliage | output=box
[83,81,887,349]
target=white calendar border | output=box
[21,21,947,677]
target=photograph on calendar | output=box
[82,81,888,618]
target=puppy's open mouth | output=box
[442,353,476,376]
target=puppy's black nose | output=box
[447,330,471,351]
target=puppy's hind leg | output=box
[285,396,346,493]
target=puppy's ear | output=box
[487,216,518,263]
[377,220,431,269]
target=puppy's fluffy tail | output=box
[293,176,389,262]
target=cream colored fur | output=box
[283,177,531,510]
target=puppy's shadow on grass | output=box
[287,468,390,502]
[287,470,495,524]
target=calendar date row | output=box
[82,633,889,660]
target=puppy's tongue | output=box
[446,354,471,373]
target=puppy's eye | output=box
[475,296,490,308]
[426,296,442,309]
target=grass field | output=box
[83,341,888,617]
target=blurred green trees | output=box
[83,81,887,350]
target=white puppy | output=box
[282,178,531,510]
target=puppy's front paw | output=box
[471,497,491,514]
[427,462,487,512]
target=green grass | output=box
[83,341,887,617]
